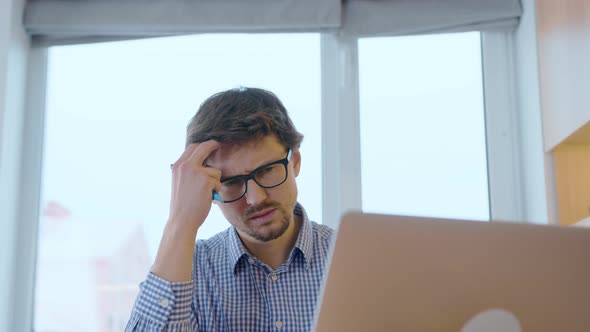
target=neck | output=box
[241,214,302,270]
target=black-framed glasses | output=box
[214,149,292,203]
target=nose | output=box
[245,179,267,205]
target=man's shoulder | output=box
[195,227,232,253]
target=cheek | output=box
[276,177,298,203]
[218,203,243,222]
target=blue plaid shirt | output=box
[126,203,333,331]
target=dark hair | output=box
[186,87,303,149]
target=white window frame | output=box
[3,29,533,332]
[481,31,524,223]
[321,31,526,227]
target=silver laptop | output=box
[312,212,590,332]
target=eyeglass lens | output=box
[217,163,287,202]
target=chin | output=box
[248,220,290,242]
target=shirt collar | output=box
[228,224,248,271]
[292,203,314,269]
[228,202,314,273]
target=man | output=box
[126,87,333,331]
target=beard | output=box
[239,201,292,242]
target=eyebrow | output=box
[220,151,288,181]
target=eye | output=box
[222,178,243,188]
[257,165,275,176]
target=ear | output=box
[292,148,301,177]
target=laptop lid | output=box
[312,212,590,332]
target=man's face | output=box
[206,135,301,243]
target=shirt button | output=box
[159,298,170,308]
[270,274,278,281]
[248,258,255,264]
[275,320,283,329]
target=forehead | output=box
[205,135,286,173]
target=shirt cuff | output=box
[133,273,194,325]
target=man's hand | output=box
[151,140,222,282]
[168,141,222,233]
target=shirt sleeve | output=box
[125,273,198,332]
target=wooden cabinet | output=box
[536,0,590,225]
[553,143,590,225]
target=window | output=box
[35,33,322,331]
[358,32,489,221]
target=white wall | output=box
[0,0,31,329]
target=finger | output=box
[173,143,199,167]
[202,167,223,200]
[202,165,222,181]
[188,140,222,167]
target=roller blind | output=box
[24,0,342,41]
[343,0,522,37]
[24,0,522,41]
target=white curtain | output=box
[24,0,522,42]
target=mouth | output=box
[248,208,277,224]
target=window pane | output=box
[359,32,489,221]
[36,33,321,331]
